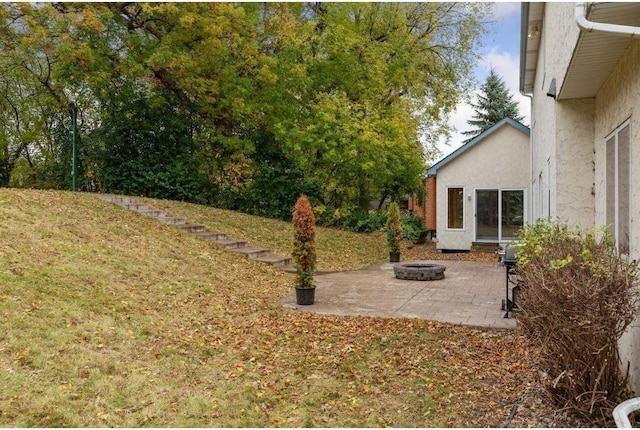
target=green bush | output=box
[401,211,426,241]
[515,220,639,425]
[385,202,402,253]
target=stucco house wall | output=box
[529,3,595,227]
[594,39,640,394]
[431,120,530,251]
[522,2,640,394]
[555,100,595,228]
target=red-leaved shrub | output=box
[292,194,316,289]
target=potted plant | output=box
[385,202,402,262]
[292,194,317,305]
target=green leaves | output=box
[385,202,402,253]
[0,2,490,218]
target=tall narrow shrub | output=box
[292,194,316,289]
[385,202,402,253]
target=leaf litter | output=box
[0,189,593,427]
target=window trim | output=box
[605,118,631,255]
[473,187,527,242]
[446,186,465,230]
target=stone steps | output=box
[230,246,271,259]
[97,194,294,271]
[192,231,228,241]
[257,255,293,268]
[158,216,187,225]
[176,223,208,233]
[212,238,248,249]
[136,209,166,218]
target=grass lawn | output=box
[0,189,588,427]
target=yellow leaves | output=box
[96,411,110,421]
[180,13,195,27]
[13,347,31,365]
[78,9,105,33]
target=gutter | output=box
[575,2,640,38]
[518,2,530,95]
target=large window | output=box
[606,121,630,255]
[447,187,464,229]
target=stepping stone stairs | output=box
[98,195,294,271]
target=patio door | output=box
[475,189,524,242]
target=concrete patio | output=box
[281,259,517,330]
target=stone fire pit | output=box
[394,262,446,281]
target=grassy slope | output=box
[0,189,581,427]
[136,196,388,272]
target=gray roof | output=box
[427,117,530,176]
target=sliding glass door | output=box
[476,190,499,241]
[501,190,524,240]
[475,189,524,242]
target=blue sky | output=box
[436,2,530,160]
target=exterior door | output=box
[476,189,499,241]
[475,189,525,242]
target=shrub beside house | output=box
[520,1,640,395]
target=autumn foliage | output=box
[516,221,640,424]
[292,194,316,289]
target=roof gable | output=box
[427,117,530,176]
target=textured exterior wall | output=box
[434,124,529,250]
[594,39,640,394]
[555,99,595,229]
[529,4,640,395]
[529,3,589,224]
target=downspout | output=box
[575,2,640,37]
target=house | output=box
[520,2,640,393]
[425,117,530,252]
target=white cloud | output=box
[491,2,521,21]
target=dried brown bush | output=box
[516,221,639,424]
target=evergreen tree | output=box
[462,68,524,142]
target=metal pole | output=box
[71,103,77,191]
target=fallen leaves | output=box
[0,190,594,427]
[403,241,498,263]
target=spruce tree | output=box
[462,68,524,142]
